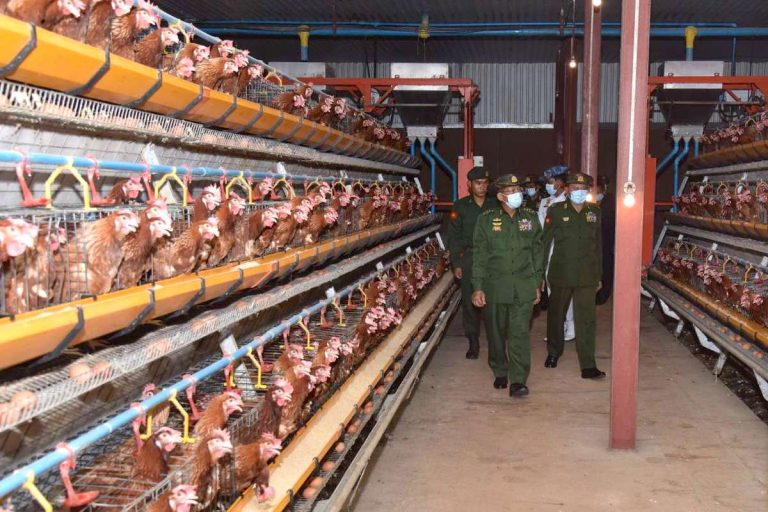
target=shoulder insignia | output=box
[563,216,570,222]
[491,216,503,232]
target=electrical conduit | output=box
[418,138,437,213]
[428,139,458,202]
[655,138,680,175]
[673,137,691,200]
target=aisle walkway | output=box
[352,302,768,512]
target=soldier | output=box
[538,165,575,342]
[522,175,541,210]
[542,172,606,379]
[446,167,498,359]
[471,174,544,397]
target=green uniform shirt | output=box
[472,207,544,304]
[445,195,499,269]
[542,200,602,287]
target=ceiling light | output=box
[593,0,602,7]
[623,182,637,208]
[568,57,577,69]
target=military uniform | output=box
[542,172,603,374]
[522,175,541,210]
[445,168,498,355]
[472,175,544,388]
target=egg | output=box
[0,402,20,425]
[92,360,111,377]
[309,476,323,488]
[10,390,37,416]
[321,461,336,472]
[393,362,402,371]
[334,442,345,453]
[302,487,317,499]
[68,363,92,383]
[374,386,385,396]
[346,424,358,434]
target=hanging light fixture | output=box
[623,181,637,208]
[569,56,578,69]
[592,0,602,7]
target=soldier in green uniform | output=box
[471,174,544,396]
[542,172,606,379]
[522,175,541,210]
[445,167,498,359]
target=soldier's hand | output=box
[597,280,603,292]
[540,280,546,292]
[453,267,463,280]
[534,287,541,305]
[472,290,486,308]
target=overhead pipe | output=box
[685,26,697,60]
[655,139,680,175]
[418,139,437,214]
[427,139,458,202]
[0,245,428,501]
[197,20,739,29]
[298,25,310,61]
[694,138,700,157]
[673,137,691,200]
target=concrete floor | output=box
[351,301,768,512]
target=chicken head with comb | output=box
[154,426,183,453]
[113,210,140,237]
[207,428,234,462]
[167,485,199,512]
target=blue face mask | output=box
[545,183,557,196]
[570,189,589,204]
[505,192,523,209]
[525,188,537,197]
[597,193,605,202]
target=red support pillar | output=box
[457,87,475,199]
[581,1,602,178]
[610,0,651,450]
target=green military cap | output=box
[495,173,520,188]
[523,175,536,186]
[467,167,490,181]
[566,172,594,186]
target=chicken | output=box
[187,429,233,508]
[237,65,263,98]
[219,50,250,95]
[191,184,222,223]
[59,210,139,300]
[163,41,209,73]
[43,0,89,41]
[5,0,54,24]
[273,83,313,117]
[134,26,180,68]
[0,218,38,264]
[209,39,234,58]
[153,218,219,279]
[146,484,198,512]
[83,0,129,49]
[5,224,66,314]
[243,207,279,259]
[202,192,246,267]
[307,95,334,126]
[193,390,243,438]
[167,56,196,80]
[278,360,315,437]
[300,364,332,422]
[272,342,304,375]
[108,1,157,59]
[139,382,171,426]
[193,57,238,90]
[297,199,338,245]
[87,172,145,207]
[357,193,384,231]
[271,200,312,251]
[257,377,293,438]
[234,433,282,501]
[331,97,349,129]
[253,206,284,256]
[132,426,183,483]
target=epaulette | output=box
[480,209,498,217]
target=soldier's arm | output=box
[596,208,603,280]
[445,208,463,268]
[471,217,489,292]
[531,214,545,282]
[542,211,556,271]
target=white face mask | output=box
[525,188,537,197]
[597,193,605,202]
[570,189,589,204]
[504,192,523,209]
[545,183,557,196]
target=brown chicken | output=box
[145,484,198,512]
[134,26,180,68]
[187,429,233,508]
[83,0,124,49]
[209,39,235,58]
[116,203,173,288]
[307,95,335,126]
[162,41,209,73]
[43,0,89,40]
[202,192,246,268]
[153,217,219,279]
[87,173,145,207]
[233,433,282,501]
[296,199,338,245]
[219,49,250,95]
[5,0,54,24]
[278,360,315,438]
[193,57,239,90]
[253,206,284,256]
[242,207,279,259]
[273,83,313,117]
[132,426,183,483]
[59,209,140,300]
[257,377,294,438]
[191,184,222,223]
[271,200,312,251]
[108,2,157,59]
[192,390,244,438]
[357,193,384,231]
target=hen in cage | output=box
[232,432,282,502]
[200,192,246,268]
[153,217,219,279]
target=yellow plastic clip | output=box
[297,318,313,351]
[170,20,189,44]
[357,285,368,308]
[45,157,93,210]
[246,347,268,390]
[331,297,346,327]
[744,264,759,283]
[226,364,236,389]
[264,69,283,86]
[22,472,53,512]
[154,166,189,208]
[405,256,413,272]
[139,413,154,441]
[225,171,253,203]
[168,389,196,444]
[273,177,295,199]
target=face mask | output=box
[545,184,557,196]
[597,193,605,202]
[570,190,589,204]
[525,188,537,197]
[505,192,523,209]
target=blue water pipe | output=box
[427,139,457,202]
[694,138,700,157]
[0,150,400,185]
[673,138,691,199]
[0,246,424,500]
[196,20,738,29]
[655,139,680,175]
[409,141,417,157]
[418,139,437,214]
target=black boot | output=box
[465,338,479,359]
[581,368,606,379]
[493,377,508,389]
[544,355,559,368]
[509,383,529,397]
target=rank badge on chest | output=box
[586,212,597,223]
[518,219,532,231]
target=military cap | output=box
[566,172,594,186]
[523,175,537,186]
[467,167,490,181]
[495,173,521,188]
[597,175,610,187]
[544,165,569,179]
